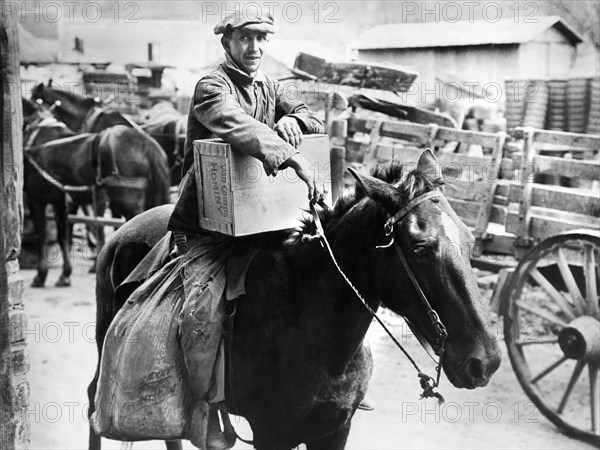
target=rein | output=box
[310,191,447,403]
[79,106,104,132]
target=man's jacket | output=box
[168,54,324,235]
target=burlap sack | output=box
[91,257,192,440]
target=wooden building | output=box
[352,16,584,108]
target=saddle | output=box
[115,231,263,305]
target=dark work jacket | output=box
[168,54,324,235]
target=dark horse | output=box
[31,82,134,132]
[88,150,502,449]
[139,102,187,185]
[22,98,170,287]
[32,83,187,185]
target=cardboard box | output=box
[194,134,331,236]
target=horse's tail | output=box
[141,134,170,209]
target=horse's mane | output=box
[54,88,98,108]
[296,161,444,239]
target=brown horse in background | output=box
[140,102,187,185]
[31,82,134,132]
[32,83,187,185]
[22,98,170,287]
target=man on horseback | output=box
[168,11,325,450]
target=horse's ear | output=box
[417,149,442,182]
[47,79,53,87]
[348,167,401,214]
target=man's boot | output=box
[206,409,229,450]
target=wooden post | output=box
[329,119,347,203]
[515,127,536,260]
[473,131,507,257]
[1,4,27,449]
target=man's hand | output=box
[281,153,326,203]
[275,117,303,148]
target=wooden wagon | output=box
[329,114,600,445]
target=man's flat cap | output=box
[214,11,275,35]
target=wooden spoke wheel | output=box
[503,232,600,445]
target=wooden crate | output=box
[341,117,508,257]
[194,135,331,236]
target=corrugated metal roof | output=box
[352,16,584,50]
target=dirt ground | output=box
[21,240,595,450]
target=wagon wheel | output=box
[503,232,600,445]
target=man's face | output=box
[226,29,269,76]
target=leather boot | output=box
[206,409,229,450]
[187,402,209,450]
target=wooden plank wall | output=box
[1,7,28,449]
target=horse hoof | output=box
[55,277,71,287]
[31,277,45,288]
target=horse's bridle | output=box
[378,190,448,356]
[311,189,448,402]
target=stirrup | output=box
[207,405,235,450]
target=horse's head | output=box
[21,97,54,130]
[31,82,96,130]
[22,97,40,121]
[350,150,501,389]
[31,82,57,105]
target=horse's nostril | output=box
[465,358,484,381]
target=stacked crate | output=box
[504,77,599,134]
[546,80,568,131]
[504,80,548,130]
[566,78,590,133]
[504,79,527,130]
[588,78,600,135]
[522,80,549,129]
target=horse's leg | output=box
[89,191,107,274]
[53,200,72,287]
[165,440,182,450]
[67,199,79,246]
[30,202,48,287]
[305,425,351,450]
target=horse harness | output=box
[24,118,94,193]
[310,190,448,403]
[79,105,104,132]
[24,121,146,193]
[80,104,147,135]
